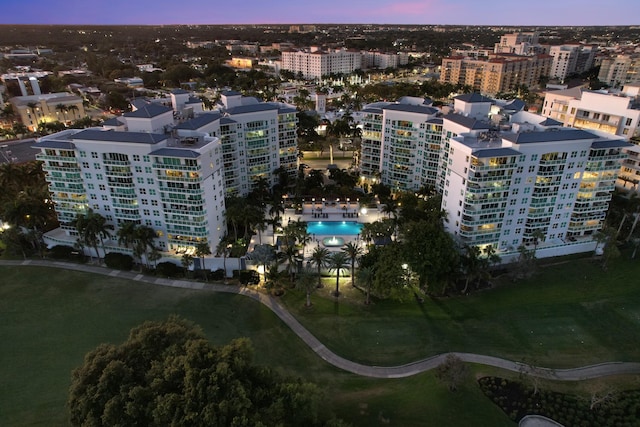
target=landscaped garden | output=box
[2,248,640,425]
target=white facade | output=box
[35,94,298,258]
[360,94,629,260]
[281,49,362,79]
[440,112,628,259]
[541,86,640,138]
[549,45,596,81]
[36,128,226,256]
[359,98,441,191]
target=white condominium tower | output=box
[358,93,629,260]
[35,91,298,256]
[359,97,441,191]
[439,107,629,261]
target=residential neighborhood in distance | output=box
[2,13,640,427]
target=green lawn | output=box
[281,254,640,368]
[0,266,513,427]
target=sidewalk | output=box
[3,259,640,380]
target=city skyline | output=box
[1,0,639,26]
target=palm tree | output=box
[67,104,80,120]
[279,244,300,284]
[310,246,329,288]
[357,266,375,305]
[342,242,363,288]
[72,210,113,262]
[531,229,545,258]
[135,225,157,268]
[327,251,349,297]
[117,222,138,261]
[26,102,38,117]
[55,104,68,122]
[296,267,317,307]
[181,253,194,276]
[215,235,232,283]
[147,247,161,269]
[195,241,212,281]
[461,245,484,294]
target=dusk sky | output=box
[1,0,639,26]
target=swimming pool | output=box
[307,221,363,236]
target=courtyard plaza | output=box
[247,198,385,261]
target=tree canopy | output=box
[68,316,328,427]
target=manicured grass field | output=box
[0,266,513,426]
[281,253,640,368]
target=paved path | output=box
[3,259,640,380]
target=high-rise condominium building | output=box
[440,54,552,95]
[358,97,441,191]
[359,94,629,261]
[598,55,640,87]
[35,90,298,257]
[281,49,362,79]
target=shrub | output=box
[156,261,182,278]
[48,245,75,260]
[208,269,225,281]
[237,270,260,285]
[104,252,134,270]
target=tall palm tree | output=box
[26,102,38,117]
[296,267,317,307]
[342,242,363,288]
[67,104,80,119]
[357,266,375,305]
[531,229,545,258]
[73,210,113,262]
[279,244,300,284]
[310,246,329,288]
[135,225,157,268]
[195,241,212,280]
[181,253,194,276]
[215,235,232,283]
[55,104,68,122]
[117,221,138,259]
[327,251,349,297]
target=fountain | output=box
[322,236,345,247]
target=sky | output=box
[1,0,639,26]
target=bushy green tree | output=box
[68,317,324,427]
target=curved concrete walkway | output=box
[4,259,640,380]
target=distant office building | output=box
[440,54,552,95]
[598,55,640,87]
[281,49,362,79]
[548,45,597,81]
[494,32,546,55]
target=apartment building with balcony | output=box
[440,54,552,95]
[598,54,640,87]
[358,97,440,191]
[281,49,362,79]
[359,93,629,260]
[36,127,226,256]
[541,85,640,191]
[34,91,298,257]
[439,108,629,261]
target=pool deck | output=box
[248,201,385,258]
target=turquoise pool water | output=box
[307,221,363,236]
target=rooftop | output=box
[68,129,168,144]
[175,112,222,130]
[124,103,173,118]
[502,129,597,144]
